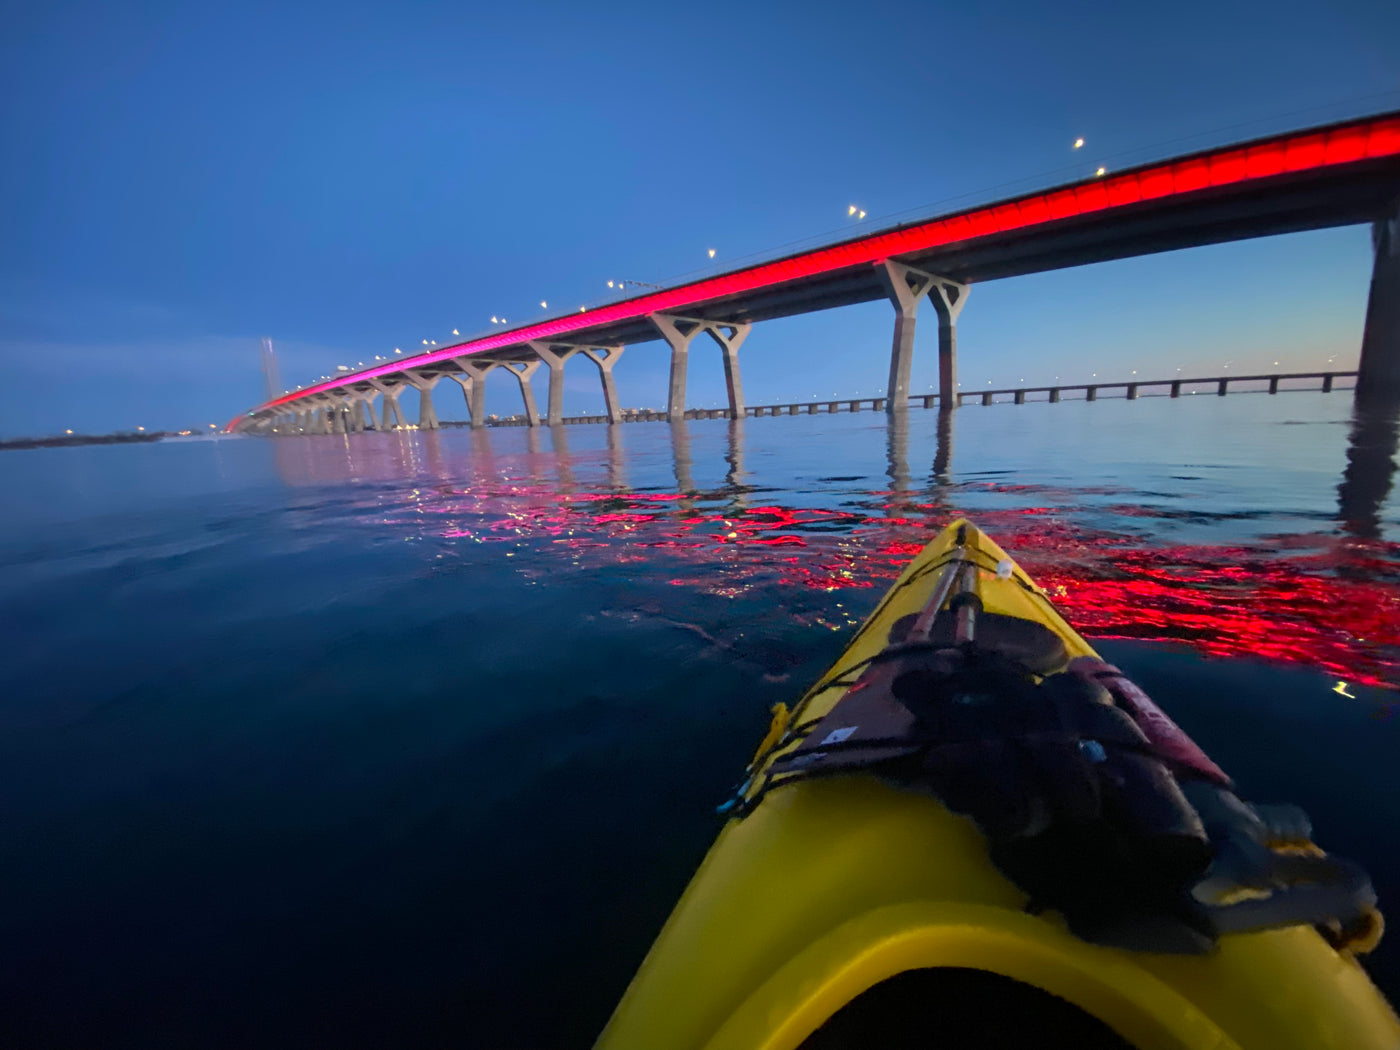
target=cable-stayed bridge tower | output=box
[260,337,282,402]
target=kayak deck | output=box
[596,520,1398,1050]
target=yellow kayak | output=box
[596,519,1398,1050]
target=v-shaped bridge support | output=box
[878,259,969,414]
[403,370,443,430]
[502,360,542,426]
[368,379,408,429]
[451,358,498,428]
[528,341,584,425]
[650,314,751,421]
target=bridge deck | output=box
[237,111,1400,427]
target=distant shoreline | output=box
[0,432,171,452]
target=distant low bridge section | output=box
[232,112,1400,436]
[464,370,1353,427]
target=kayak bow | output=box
[596,520,1397,1050]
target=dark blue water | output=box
[1,393,1397,1048]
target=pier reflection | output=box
[885,411,911,509]
[1337,401,1399,541]
[670,421,694,496]
[267,417,1399,689]
[932,407,954,485]
[721,418,750,514]
[606,424,626,492]
[548,426,575,493]
[884,406,954,510]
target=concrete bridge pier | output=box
[404,372,442,430]
[708,323,750,419]
[340,398,362,433]
[503,360,543,425]
[582,346,626,424]
[383,392,405,429]
[651,314,702,423]
[877,259,968,415]
[345,396,367,433]
[369,380,407,430]
[447,373,476,427]
[652,313,750,422]
[1357,200,1400,409]
[452,359,498,428]
[358,394,378,431]
[529,342,582,426]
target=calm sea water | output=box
[1,392,1397,1048]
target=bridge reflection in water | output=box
[1339,404,1400,542]
[270,403,1399,689]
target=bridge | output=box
[231,110,1400,435]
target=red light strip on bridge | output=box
[236,113,1400,429]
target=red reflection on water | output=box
[463,489,1398,686]
[271,435,1400,689]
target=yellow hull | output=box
[596,520,1399,1050]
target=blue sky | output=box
[2,0,1398,435]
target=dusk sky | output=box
[3,0,1399,436]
